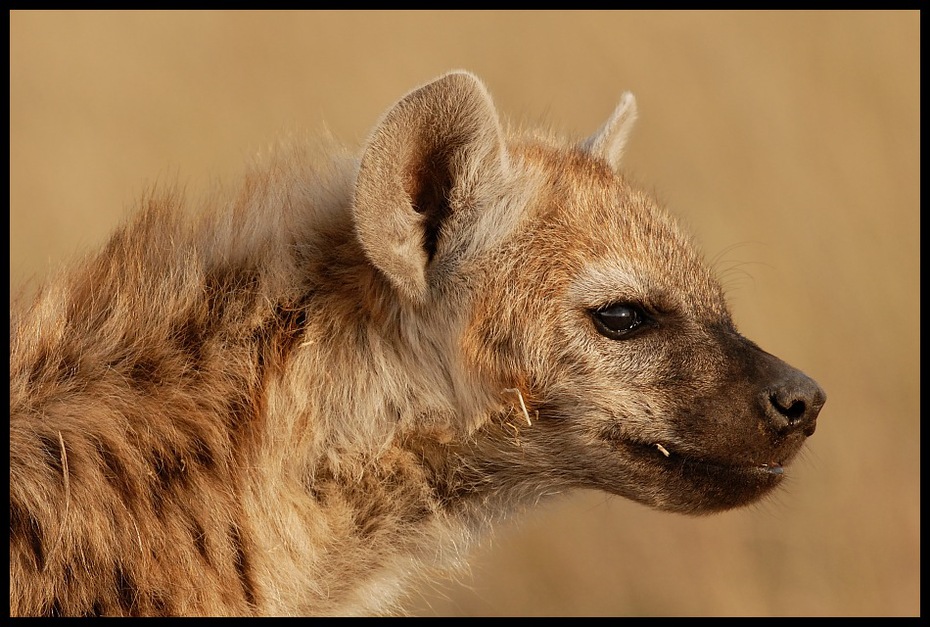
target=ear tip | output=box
[441,69,484,83]
[618,91,638,116]
[401,70,492,109]
[433,70,490,95]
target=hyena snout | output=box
[758,356,826,438]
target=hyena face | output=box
[463,146,826,514]
[356,71,825,516]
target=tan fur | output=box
[9,71,825,616]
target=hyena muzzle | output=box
[9,71,825,616]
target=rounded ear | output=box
[582,91,638,171]
[352,71,508,303]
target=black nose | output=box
[763,369,826,436]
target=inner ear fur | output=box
[352,71,508,303]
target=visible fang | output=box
[761,463,784,475]
[655,443,670,457]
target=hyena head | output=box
[353,71,825,516]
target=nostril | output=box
[755,355,825,435]
[765,385,820,435]
[770,393,807,423]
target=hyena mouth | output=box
[631,442,785,475]
[598,425,793,488]
[611,436,796,511]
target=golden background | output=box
[10,11,919,617]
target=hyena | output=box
[9,71,826,616]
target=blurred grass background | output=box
[10,11,919,617]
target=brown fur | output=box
[9,71,825,616]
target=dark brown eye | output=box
[592,303,648,339]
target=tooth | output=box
[761,463,784,475]
[655,443,670,457]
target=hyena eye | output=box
[592,303,649,340]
